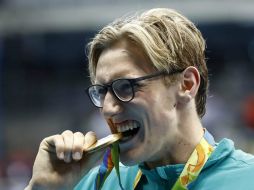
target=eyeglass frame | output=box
[86,69,185,108]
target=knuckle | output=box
[39,139,46,148]
[74,131,84,137]
[73,132,85,151]
[41,137,48,144]
[62,130,73,136]
[39,136,52,147]
[85,131,97,138]
[84,131,97,146]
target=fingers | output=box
[84,131,97,150]
[72,132,85,161]
[47,130,98,163]
[62,130,74,163]
[54,134,65,160]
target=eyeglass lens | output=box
[89,79,134,107]
[89,86,106,107]
[112,79,133,101]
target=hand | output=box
[25,130,104,190]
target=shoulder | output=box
[216,139,254,169]
[193,138,254,190]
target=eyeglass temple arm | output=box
[133,69,184,83]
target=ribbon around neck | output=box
[133,136,214,190]
[94,131,215,190]
[94,141,123,190]
[171,137,214,190]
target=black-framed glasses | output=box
[86,69,184,108]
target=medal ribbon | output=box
[94,131,214,190]
[133,136,214,190]
[171,137,214,190]
[94,141,123,190]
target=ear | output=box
[177,66,200,104]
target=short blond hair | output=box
[87,8,208,118]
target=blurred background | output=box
[0,0,254,189]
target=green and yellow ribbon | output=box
[171,137,214,190]
[94,142,123,190]
[95,131,214,190]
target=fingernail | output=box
[59,152,64,160]
[73,152,81,160]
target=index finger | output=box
[41,135,65,160]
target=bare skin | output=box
[25,131,104,190]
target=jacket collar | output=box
[138,137,234,182]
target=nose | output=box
[102,91,123,118]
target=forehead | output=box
[95,40,154,84]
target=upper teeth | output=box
[116,121,139,133]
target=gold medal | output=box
[85,133,122,154]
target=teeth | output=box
[116,121,139,133]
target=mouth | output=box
[116,120,141,143]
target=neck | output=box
[146,105,204,169]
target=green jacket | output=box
[75,139,254,190]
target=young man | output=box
[25,8,254,190]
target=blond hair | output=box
[87,8,208,117]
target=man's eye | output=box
[98,88,107,94]
[119,83,131,91]
[113,80,132,96]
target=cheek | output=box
[133,86,177,127]
[146,138,153,146]
[141,88,176,115]
[137,88,160,106]
[147,91,177,133]
[134,89,173,122]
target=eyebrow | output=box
[95,71,141,85]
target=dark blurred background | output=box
[0,0,254,189]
